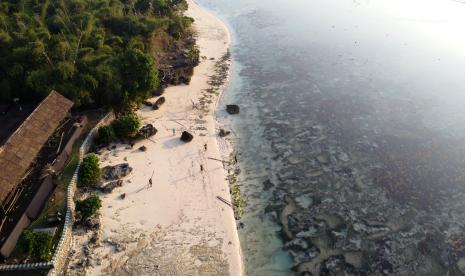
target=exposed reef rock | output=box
[219,128,231,137]
[139,124,157,138]
[226,104,240,114]
[100,179,123,194]
[102,163,133,181]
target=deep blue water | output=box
[198,0,465,275]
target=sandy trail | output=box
[68,1,242,275]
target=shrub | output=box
[97,125,116,145]
[78,154,101,187]
[187,46,200,65]
[113,114,141,138]
[76,195,102,219]
[21,230,54,261]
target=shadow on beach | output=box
[162,137,184,149]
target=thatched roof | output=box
[0,91,73,203]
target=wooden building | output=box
[0,91,74,257]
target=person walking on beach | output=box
[172,128,176,136]
[204,144,207,151]
[200,164,204,172]
[148,169,154,188]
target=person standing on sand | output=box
[173,128,176,136]
[200,164,204,172]
[148,169,154,188]
[204,144,207,151]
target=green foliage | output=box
[113,114,141,138]
[169,15,194,40]
[187,45,200,65]
[21,230,54,261]
[76,195,102,219]
[0,0,191,108]
[97,125,116,145]
[78,154,101,187]
[118,48,159,105]
[228,174,246,219]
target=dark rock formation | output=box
[180,131,194,142]
[263,179,274,191]
[320,255,357,275]
[139,145,147,152]
[219,129,231,137]
[152,88,164,97]
[100,179,123,193]
[152,97,166,110]
[138,124,157,138]
[83,214,101,230]
[119,193,126,200]
[102,163,133,181]
[226,104,240,114]
[142,101,152,107]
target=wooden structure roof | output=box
[0,91,73,204]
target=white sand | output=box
[71,1,243,275]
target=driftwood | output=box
[170,120,186,127]
[208,157,230,164]
[216,196,233,208]
[56,132,64,154]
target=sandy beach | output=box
[68,1,242,275]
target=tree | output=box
[97,125,116,145]
[76,195,102,219]
[113,113,141,138]
[0,0,190,108]
[78,154,101,187]
[21,230,54,261]
[118,48,159,105]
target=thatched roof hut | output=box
[0,91,73,205]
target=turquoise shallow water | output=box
[199,0,465,275]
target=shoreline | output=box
[67,1,243,275]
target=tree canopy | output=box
[0,0,194,110]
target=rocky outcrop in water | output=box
[219,128,231,137]
[234,86,460,274]
[226,105,240,114]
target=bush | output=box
[113,114,141,138]
[187,46,200,65]
[78,154,101,187]
[97,125,116,145]
[76,195,102,219]
[21,230,54,261]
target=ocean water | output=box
[198,0,465,275]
